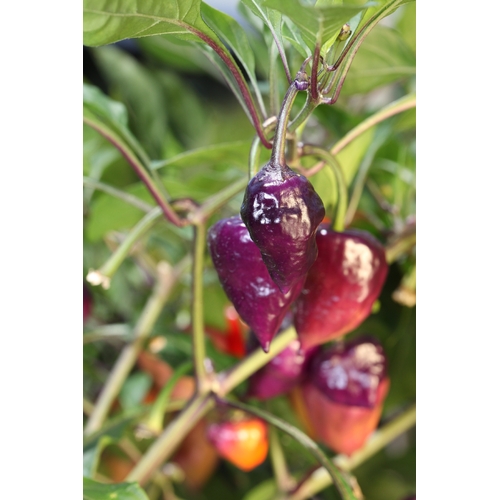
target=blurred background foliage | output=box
[83,1,415,498]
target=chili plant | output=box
[83,0,416,499]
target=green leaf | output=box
[84,408,147,453]
[151,140,251,170]
[316,0,344,6]
[242,479,279,500]
[83,83,129,129]
[163,170,245,201]
[83,477,149,500]
[155,71,210,151]
[282,18,311,59]
[341,26,415,96]
[83,435,112,478]
[83,146,120,183]
[395,2,416,53]
[196,44,255,123]
[84,0,212,46]
[86,157,246,241]
[261,0,368,49]
[83,177,154,214]
[309,162,337,218]
[85,1,261,135]
[92,46,169,159]
[240,0,289,67]
[138,35,218,75]
[119,372,153,411]
[345,123,392,223]
[83,125,123,206]
[326,0,414,101]
[83,323,135,345]
[85,181,154,242]
[83,83,149,166]
[394,106,416,132]
[201,2,264,114]
[336,126,375,186]
[145,361,193,433]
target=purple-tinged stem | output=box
[272,40,291,85]
[322,0,408,105]
[270,84,299,169]
[84,116,184,227]
[309,43,321,101]
[188,26,272,149]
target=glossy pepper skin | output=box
[300,337,390,456]
[206,418,268,471]
[208,215,304,353]
[240,161,325,294]
[309,336,387,407]
[294,225,388,350]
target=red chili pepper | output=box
[207,417,268,471]
[205,305,247,358]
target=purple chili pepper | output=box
[208,215,304,352]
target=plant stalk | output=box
[249,133,263,178]
[306,93,416,178]
[83,177,154,213]
[288,93,318,134]
[385,231,416,264]
[86,207,163,288]
[188,26,272,149]
[271,84,299,168]
[193,177,249,223]
[217,326,296,396]
[268,26,291,85]
[309,43,321,101]
[125,393,214,485]
[269,42,281,118]
[269,425,295,492]
[84,262,178,436]
[124,327,298,486]
[191,223,208,392]
[83,397,95,417]
[83,115,184,227]
[324,0,412,106]
[344,125,391,226]
[332,93,416,155]
[248,118,278,178]
[144,362,194,435]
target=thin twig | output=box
[126,394,214,485]
[269,425,296,492]
[188,26,272,149]
[83,177,154,213]
[86,207,163,289]
[84,116,185,227]
[309,43,321,101]
[306,93,416,177]
[84,262,181,436]
[191,223,209,392]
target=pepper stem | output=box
[270,70,309,171]
[270,85,298,170]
